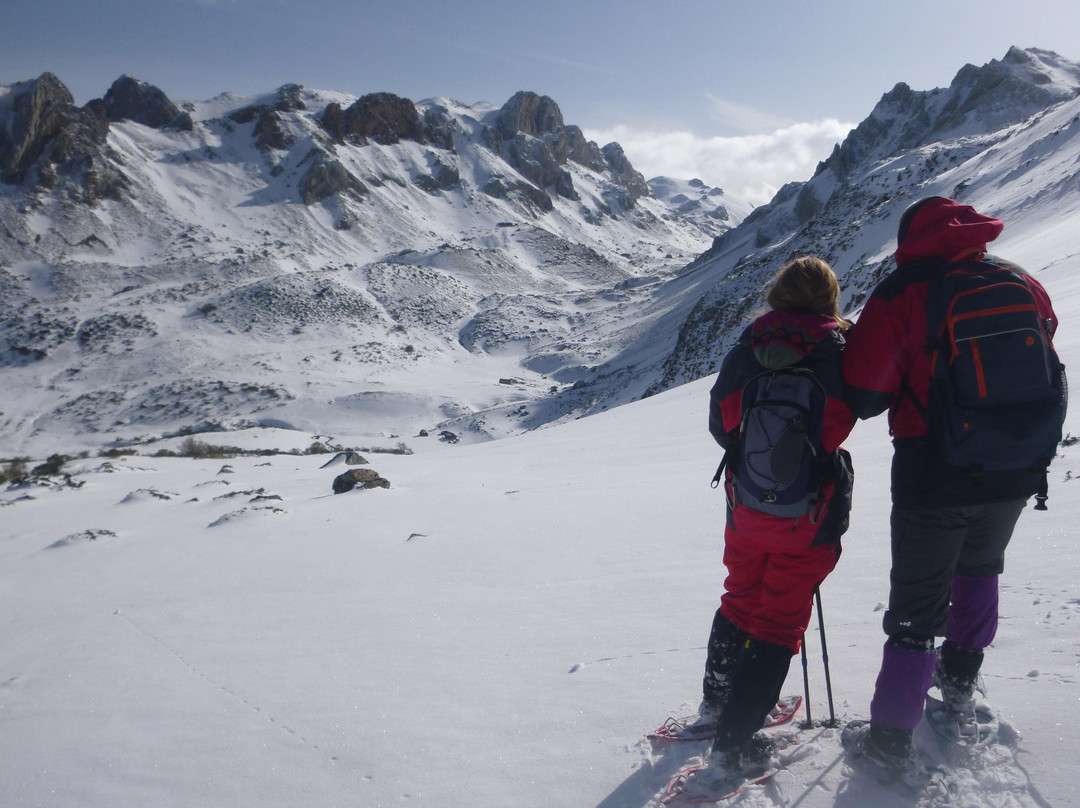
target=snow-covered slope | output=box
[647,176,753,235]
[2,330,1079,807]
[0,81,742,456]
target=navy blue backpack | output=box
[921,259,1066,502]
[728,366,829,519]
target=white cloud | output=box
[584,119,855,207]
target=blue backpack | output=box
[921,259,1065,495]
[728,366,829,519]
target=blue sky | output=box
[3,0,1079,203]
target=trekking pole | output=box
[815,585,837,727]
[800,633,812,728]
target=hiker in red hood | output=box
[841,197,1063,776]
[699,256,855,769]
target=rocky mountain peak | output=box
[0,72,75,181]
[0,72,127,200]
[101,75,189,129]
[483,90,650,209]
[496,91,564,138]
[816,48,1080,184]
[321,91,424,145]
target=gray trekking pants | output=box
[882,499,1027,639]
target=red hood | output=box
[894,197,1004,266]
[750,310,840,369]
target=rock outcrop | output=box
[0,73,75,182]
[332,467,390,493]
[101,75,189,130]
[298,155,367,205]
[0,72,126,199]
[321,92,423,145]
[600,142,649,208]
[253,109,294,151]
[496,91,564,138]
[487,91,648,208]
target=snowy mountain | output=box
[3,46,1080,459]
[650,46,1080,392]
[646,176,751,236]
[0,78,739,456]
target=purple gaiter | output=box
[946,574,999,651]
[869,641,937,730]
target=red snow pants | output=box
[718,522,840,652]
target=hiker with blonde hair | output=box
[697,255,856,775]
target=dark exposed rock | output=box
[480,176,554,211]
[480,124,503,153]
[514,181,554,211]
[320,102,345,142]
[50,102,110,163]
[507,132,563,188]
[273,83,306,113]
[229,105,261,125]
[52,105,126,202]
[230,84,307,141]
[0,73,128,198]
[0,73,74,182]
[319,451,369,468]
[75,312,158,353]
[322,93,423,145]
[415,157,459,194]
[486,92,646,206]
[102,75,182,129]
[299,156,367,205]
[422,106,456,151]
[332,467,389,493]
[555,169,578,200]
[254,109,295,151]
[432,159,459,189]
[482,178,509,198]
[0,309,78,366]
[794,186,822,224]
[174,111,195,131]
[496,91,564,138]
[600,142,649,208]
[562,125,608,173]
[486,92,650,206]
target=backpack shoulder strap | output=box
[710,452,728,489]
